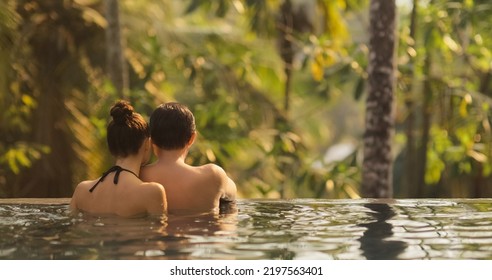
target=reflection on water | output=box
[358,204,407,259]
[1,199,492,259]
[64,204,239,260]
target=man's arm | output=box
[210,164,236,202]
[206,164,237,205]
[222,176,237,202]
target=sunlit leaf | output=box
[81,7,107,27]
[459,98,468,117]
[205,148,216,162]
[337,0,347,11]
[21,94,36,108]
[322,1,349,43]
[310,60,324,81]
[16,150,30,167]
[343,184,360,199]
[7,152,20,174]
[467,149,487,163]
[425,150,445,184]
[74,0,100,5]
[443,34,462,53]
[464,0,474,9]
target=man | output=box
[141,102,236,214]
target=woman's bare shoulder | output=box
[139,181,167,214]
[74,179,97,192]
[70,180,97,210]
[140,181,165,193]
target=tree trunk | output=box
[16,1,75,198]
[362,0,397,198]
[275,0,295,198]
[105,0,128,98]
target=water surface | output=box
[1,199,492,259]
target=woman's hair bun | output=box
[110,100,134,123]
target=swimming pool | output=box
[1,198,491,259]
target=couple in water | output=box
[70,101,237,217]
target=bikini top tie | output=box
[89,165,139,193]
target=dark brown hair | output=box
[107,100,149,157]
[150,102,196,150]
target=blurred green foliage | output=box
[1,0,491,198]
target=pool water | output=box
[1,199,492,260]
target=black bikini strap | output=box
[89,165,139,193]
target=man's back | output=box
[141,162,234,214]
[144,102,237,214]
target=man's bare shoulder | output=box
[201,164,236,202]
[195,164,226,181]
[199,163,226,175]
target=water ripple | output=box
[1,199,492,259]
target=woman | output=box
[70,100,167,217]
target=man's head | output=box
[150,102,196,150]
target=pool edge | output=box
[0,198,70,204]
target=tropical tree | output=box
[0,0,106,197]
[396,0,492,198]
[104,0,128,97]
[157,0,368,198]
[4,0,490,200]
[0,0,40,197]
[361,0,397,198]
